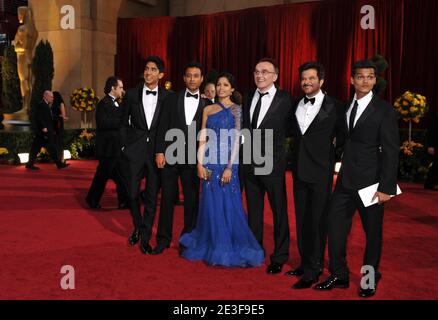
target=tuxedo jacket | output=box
[242,88,295,177]
[95,95,124,158]
[121,85,171,162]
[339,95,399,194]
[31,100,55,136]
[290,95,346,184]
[156,90,211,167]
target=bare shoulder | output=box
[204,103,221,116]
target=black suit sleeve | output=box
[334,101,348,149]
[156,93,174,154]
[96,98,120,131]
[120,91,132,148]
[378,106,400,194]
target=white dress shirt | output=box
[295,90,325,134]
[184,89,200,125]
[346,91,373,130]
[250,84,277,128]
[142,85,158,129]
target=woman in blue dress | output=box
[179,72,264,267]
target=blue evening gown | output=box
[179,102,264,267]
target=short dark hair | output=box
[144,56,165,73]
[104,76,122,95]
[257,57,279,75]
[352,60,377,77]
[299,61,325,80]
[184,61,204,76]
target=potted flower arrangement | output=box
[70,87,99,128]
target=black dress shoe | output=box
[359,287,377,298]
[292,276,320,289]
[25,164,40,170]
[285,267,304,277]
[140,241,152,254]
[128,229,140,246]
[266,263,283,275]
[314,275,349,290]
[150,244,170,255]
[359,276,380,298]
[118,202,129,210]
[85,198,101,209]
[57,162,69,169]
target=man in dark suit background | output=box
[315,60,399,298]
[85,76,127,210]
[121,56,171,254]
[153,61,210,255]
[243,58,294,275]
[424,109,438,190]
[26,90,68,170]
[286,62,346,289]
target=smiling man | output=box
[243,57,295,275]
[153,61,211,255]
[285,62,345,289]
[120,56,171,255]
[315,60,399,298]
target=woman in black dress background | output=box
[52,91,68,161]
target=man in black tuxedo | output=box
[121,56,171,254]
[315,60,399,298]
[26,90,68,170]
[286,62,346,289]
[153,61,210,255]
[243,58,294,274]
[424,109,438,190]
[85,76,128,210]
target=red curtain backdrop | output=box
[116,0,437,114]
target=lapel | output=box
[177,90,186,129]
[304,95,331,135]
[150,87,165,130]
[137,85,148,129]
[193,97,205,125]
[258,89,283,129]
[347,95,377,135]
[245,91,255,129]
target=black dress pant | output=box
[328,183,384,281]
[293,176,331,280]
[28,134,61,166]
[155,164,199,248]
[244,167,290,265]
[123,150,159,244]
[86,156,127,205]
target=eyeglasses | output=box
[253,70,276,76]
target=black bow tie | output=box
[146,90,157,96]
[186,92,199,99]
[304,97,316,105]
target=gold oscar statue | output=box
[165,81,172,91]
[11,6,39,122]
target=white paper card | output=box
[358,183,402,207]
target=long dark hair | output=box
[216,72,242,105]
[52,91,64,108]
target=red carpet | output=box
[0,161,437,300]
